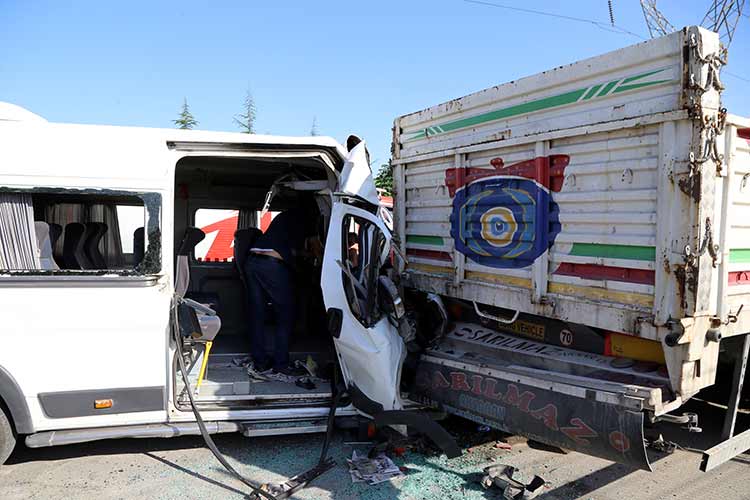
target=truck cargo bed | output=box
[393,26,750,401]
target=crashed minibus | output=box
[0,103,453,482]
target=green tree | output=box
[374,163,393,196]
[173,98,198,130]
[310,116,319,136]
[234,88,257,134]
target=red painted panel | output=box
[738,128,750,140]
[729,271,750,286]
[555,262,655,285]
[406,248,453,262]
[444,155,570,196]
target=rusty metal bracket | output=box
[685,218,719,268]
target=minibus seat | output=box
[133,227,145,266]
[84,222,108,268]
[176,227,221,341]
[77,224,97,269]
[48,223,63,266]
[62,223,90,269]
[233,227,262,284]
[34,221,59,270]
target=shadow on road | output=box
[6,434,209,465]
[144,451,253,498]
[6,430,404,499]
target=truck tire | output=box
[0,405,16,465]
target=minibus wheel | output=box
[0,404,16,465]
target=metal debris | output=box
[480,464,546,500]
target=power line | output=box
[462,0,750,86]
[725,70,750,83]
[462,0,646,39]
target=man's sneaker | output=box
[264,364,306,384]
[246,360,272,381]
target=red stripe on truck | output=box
[554,262,655,285]
[406,248,453,262]
[729,271,750,286]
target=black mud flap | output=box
[374,410,462,459]
[412,358,651,470]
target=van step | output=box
[240,419,328,437]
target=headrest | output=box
[177,227,205,256]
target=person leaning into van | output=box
[244,199,322,380]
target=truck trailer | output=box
[393,26,750,471]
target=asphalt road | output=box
[2,401,750,500]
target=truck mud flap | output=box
[412,356,652,471]
[374,410,462,458]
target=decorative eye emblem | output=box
[444,155,568,269]
[481,206,517,248]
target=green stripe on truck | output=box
[406,67,672,141]
[730,249,750,263]
[406,235,445,246]
[569,243,656,261]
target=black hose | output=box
[171,301,278,500]
[318,361,342,465]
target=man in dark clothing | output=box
[244,204,321,378]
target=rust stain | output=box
[674,266,687,310]
[678,173,701,201]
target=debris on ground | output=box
[646,434,677,454]
[346,450,404,485]
[480,464,546,499]
[494,440,513,450]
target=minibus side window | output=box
[0,189,161,275]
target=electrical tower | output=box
[701,0,746,44]
[640,0,745,48]
[640,0,675,37]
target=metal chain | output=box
[685,34,728,187]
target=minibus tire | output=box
[0,404,16,465]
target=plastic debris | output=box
[347,450,404,485]
[494,441,513,450]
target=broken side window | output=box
[341,214,385,327]
[0,188,161,276]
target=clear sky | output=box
[2,0,748,169]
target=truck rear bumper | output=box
[409,322,680,470]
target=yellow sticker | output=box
[499,320,546,341]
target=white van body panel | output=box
[0,114,360,434]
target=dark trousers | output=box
[244,255,294,370]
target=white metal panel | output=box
[395,29,688,159]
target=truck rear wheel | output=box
[0,404,16,465]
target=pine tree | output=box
[310,116,319,136]
[374,163,393,196]
[234,88,257,134]
[173,98,198,130]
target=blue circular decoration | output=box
[450,176,561,269]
